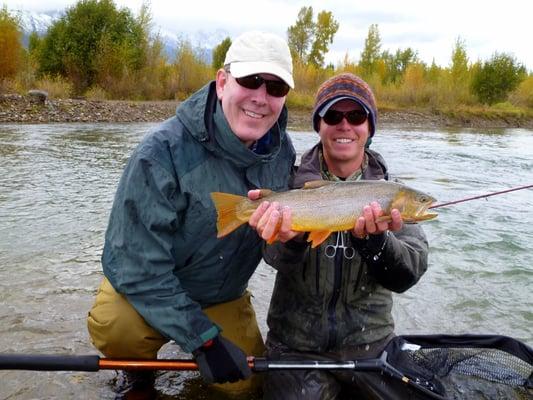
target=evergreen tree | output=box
[471,52,526,105]
[212,37,232,70]
[382,47,418,84]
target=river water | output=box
[0,123,532,399]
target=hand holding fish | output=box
[352,202,403,239]
[247,190,303,243]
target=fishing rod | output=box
[429,183,533,209]
[0,352,447,399]
[0,354,390,372]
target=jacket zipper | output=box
[353,259,365,294]
[315,247,320,294]
[326,232,344,349]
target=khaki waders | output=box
[87,278,264,396]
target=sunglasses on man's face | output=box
[322,108,369,126]
[234,74,290,98]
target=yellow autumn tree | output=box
[0,6,23,84]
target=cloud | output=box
[5,0,532,69]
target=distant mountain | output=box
[11,8,225,64]
[15,9,62,33]
[154,28,229,64]
[13,9,62,46]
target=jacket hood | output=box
[175,82,216,144]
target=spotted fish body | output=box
[211,180,437,247]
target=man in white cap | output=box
[87,31,295,399]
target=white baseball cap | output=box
[224,31,294,88]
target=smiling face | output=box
[319,99,370,177]
[215,69,286,147]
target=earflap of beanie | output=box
[312,103,323,132]
[367,110,376,138]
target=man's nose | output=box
[250,83,268,104]
[337,115,351,129]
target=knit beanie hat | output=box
[312,73,377,136]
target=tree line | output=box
[1,1,531,110]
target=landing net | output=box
[380,334,533,399]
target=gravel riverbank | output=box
[1,93,532,130]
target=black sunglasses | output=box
[322,109,368,126]
[234,74,290,98]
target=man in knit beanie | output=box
[307,72,381,181]
[248,73,429,399]
[312,72,378,138]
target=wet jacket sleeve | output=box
[352,224,429,293]
[102,149,218,352]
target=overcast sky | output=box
[5,0,533,70]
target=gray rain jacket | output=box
[265,143,428,352]
[102,82,295,352]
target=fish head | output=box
[390,187,438,222]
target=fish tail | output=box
[210,192,247,238]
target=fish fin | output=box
[307,230,332,248]
[375,215,392,223]
[265,219,283,244]
[303,180,333,189]
[210,192,247,238]
[266,231,279,244]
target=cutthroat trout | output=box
[211,180,437,248]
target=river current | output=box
[0,123,531,399]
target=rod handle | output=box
[0,354,100,371]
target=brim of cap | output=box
[318,96,369,117]
[230,61,294,88]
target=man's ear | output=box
[215,69,228,100]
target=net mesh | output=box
[410,347,531,386]
[385,336,533,400]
